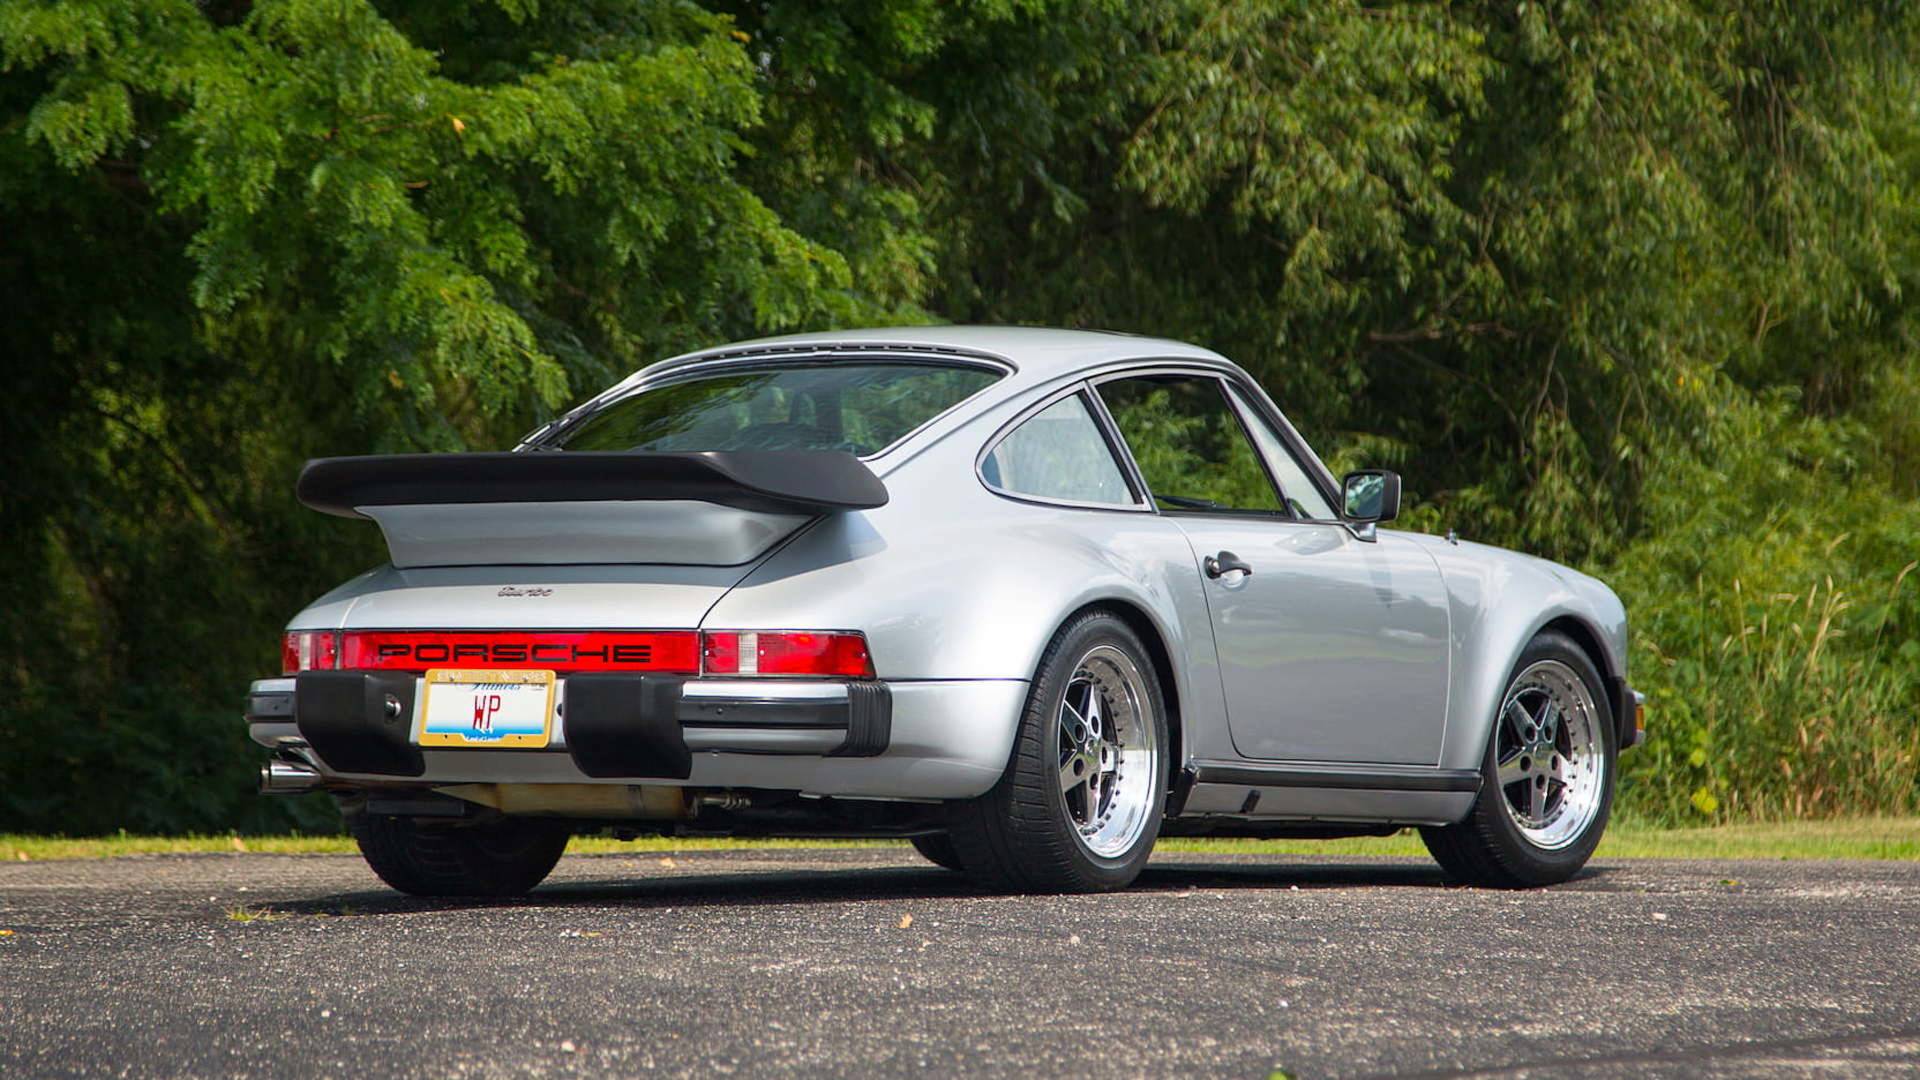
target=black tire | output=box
[910,833,966,871]
[1420,630,1617,888]
[946,611,1169,893]
[349,812,570,897]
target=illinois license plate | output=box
[419,669,556,748]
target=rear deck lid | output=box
[327,563,750,631]
[297,450,884,568]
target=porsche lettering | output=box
[372,642,652,665]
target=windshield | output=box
[550,362,1002,456]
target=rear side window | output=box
[981,393,1135,506]
[554,362,1001,456]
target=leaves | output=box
[1,0,1916,830]
[0,0,872,832]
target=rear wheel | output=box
[947,611,1168,892]
[1420,630,1615,887]
[349,812,570,897]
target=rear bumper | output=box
[246,673,1024,801]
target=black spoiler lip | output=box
[296,451,889,519]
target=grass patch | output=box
[2,819,1915,863]
[224,904,288,923]
[1159,817,1920,861]
[2,833,357,860]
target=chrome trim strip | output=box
[680,680,851,702]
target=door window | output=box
[1227,384,1338,520]
[981,392,1135,506]
[1096,375,1283,513]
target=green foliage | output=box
[1603,382,1920,822]
[2,0,1916,831]
[0,0,860,832]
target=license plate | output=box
[418,669,556,748]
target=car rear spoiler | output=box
[296,451,889,519]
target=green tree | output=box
[0,0,880,830]
[3,0,1916,831]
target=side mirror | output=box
[1341,470,1401,523]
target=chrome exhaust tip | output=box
[259,760,323,795]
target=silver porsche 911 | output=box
[248,327,1644,895]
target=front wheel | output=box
[946,611,1168,892]
[1420,630,1616,887]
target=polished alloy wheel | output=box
[1495,659,1606,850]
[1056,644,1158,859]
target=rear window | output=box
[552,362,1001,456]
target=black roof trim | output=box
[297,451,888,519]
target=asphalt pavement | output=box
[2,848,1917,1078]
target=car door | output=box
[1095,370,1451,766]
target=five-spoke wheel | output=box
[1056,645,1158,860]
[1492,659,1607,850]
[947,611,1168,891]
[1421,630,1616,887]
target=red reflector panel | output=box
[701,631,875,678]
[340,631,700,673]
[282,631,339,674]
[701,632,741,675]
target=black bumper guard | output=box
[275,673,891,779]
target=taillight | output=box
[281,631,339,674]
[338,630,699,673]
[281,628,870,677]
[701,631,875,678]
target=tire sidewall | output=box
[1025,614,1169,888]
[1474,631,1617,883]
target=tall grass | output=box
[1622,565,1919,823]
[1595,381,1920,824]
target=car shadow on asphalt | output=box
[266,858,1611,918]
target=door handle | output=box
[1204,551,1254,579]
